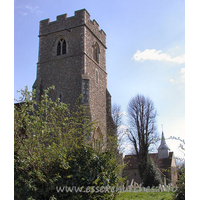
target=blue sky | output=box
[14,0,185,158]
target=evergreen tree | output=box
[142,158,163,188]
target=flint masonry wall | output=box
[33,9,111,141]
[84,12,107,139]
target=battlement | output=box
[91,19,99,28]
[39,9,106,44]
[34,8,109,142]
[56,13,68,21]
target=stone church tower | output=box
[33,9,113,142]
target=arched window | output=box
[57,38,67,56]
[93,42,100,63]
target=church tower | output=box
[158,131,170,159]
[33,9,113,141]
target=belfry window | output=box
[57,39,67,56]
[93,42,100,63]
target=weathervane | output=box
[161,124,163,132]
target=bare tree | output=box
[112,104,123,132]
[111,104,125,155]
[127,94,158,179]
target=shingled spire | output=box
[158,131,170,159]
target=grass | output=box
[116,191,174,200]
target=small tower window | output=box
[82,79,89,103]
[96,69,99,84]
[57,38,67,56]
[93,42,100,63]
[59,94,62,102]
[57,91,63,103]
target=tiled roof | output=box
[123,152,173,170]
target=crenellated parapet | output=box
[39,9,106,46]
[85,18,106,47]
[33,9,111,146]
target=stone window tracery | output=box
[57,38,67,56]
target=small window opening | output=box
[59,94,62,102]
[93,42,100,63]
[96,69,99,84]
[82,79,89,103]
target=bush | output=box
[14,87,123,200]
[174,164,185,200]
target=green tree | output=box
[14,86,123,200]
[175,164,185,200]
[174,164,185,200]
[142,158,163,187]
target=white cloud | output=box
[181,68,185,74]
[25,5,40,13]
[19,11,28,16]
[169,68,185,83]
[133,49,185,64]
[16,4,42,16]
[180,67,185,82]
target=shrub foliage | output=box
[174,164,185,200]
[14,86,123,200]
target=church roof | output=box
[123,152,174,170]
